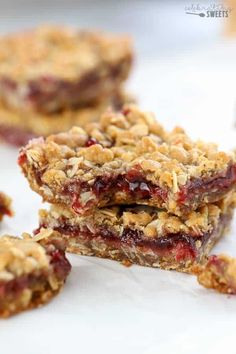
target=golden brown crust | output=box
[19,105,236,215]
[192,254,236,294]
[0,192,12,221]
[0,234,49,279]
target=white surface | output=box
[1,40,236,354]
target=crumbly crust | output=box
[0,232,51,280]
[192,254,236,294]
[19,104,236,215]
[0,90,132,143]
[0,192,12,221]
[38,192,236,240]
[0,231,71,318]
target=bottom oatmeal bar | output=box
[0,230,71,318]
[0,90,132,146]
[36,194,235,272]
[0,192,12,221]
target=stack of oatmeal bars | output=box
[0,25,133,146]
[19,105,236,272]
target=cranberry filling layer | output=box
[43,223,206,262]
[0,205,11,217]
[0,248,70,301]
[63,168,168,213]
[63,164,236,214]
[0,60,129,113]
[41,212,230,264]
[0,273,48,300]
[0,125,36,147]
[178,164,236,205]
[48,248,71,280]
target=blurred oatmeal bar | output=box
[0,25,133,113]
[0,89,133,146]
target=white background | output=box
[1,1,236,353]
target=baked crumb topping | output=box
[0,25,132,81]
[23,105,234,184]
[0,233,51,281]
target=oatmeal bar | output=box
[19,105,236,216]
[0,230,71,318]
[36,193,235,271]
[0,90,131,146]
[193,254,236,294]
[0,192,12,221]
[0,25,133,113]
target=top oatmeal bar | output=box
[0,25,133,113]
[19,105,236,216]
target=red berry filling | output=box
[0,247,71,302]
[46,221,200,263]
[178,164,236,205]
[6,61,128,113]
[48,248,71,280]
[62,167,168,214]
[0,205,12,217]
[85,137,99,147]
[0,274,37,300]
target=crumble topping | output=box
[0,25,132,82]
[0,233,51,281]
[20,105,235,205]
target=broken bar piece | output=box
[0,231,71,318]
